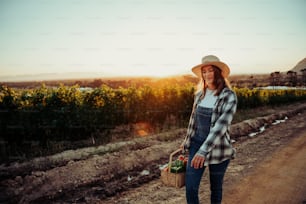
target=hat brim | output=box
[191,61,230,78]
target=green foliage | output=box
[234,87,306,108]
[0,83,306,161]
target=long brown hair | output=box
[196,65,232,97]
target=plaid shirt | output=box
[183,87,237,166]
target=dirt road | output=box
[1,104,306,203]
[103,109,306,204]
[224,131,306,204]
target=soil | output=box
[224,130,306,204]
[1,103,306,204]
[102,109,306,204]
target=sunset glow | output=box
[0,0,305,81]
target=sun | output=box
[126,66,180,78]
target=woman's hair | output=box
[195,65,232,97]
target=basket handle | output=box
[168,149,182,172]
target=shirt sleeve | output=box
[197,90,237,156]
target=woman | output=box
[181,55,237,204]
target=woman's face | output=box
[201,65,215,88]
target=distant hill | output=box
[290,57,306,73]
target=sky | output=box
[0,0,305,80]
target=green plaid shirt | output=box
[183,87,237,166]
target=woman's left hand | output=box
[191,154,205,169]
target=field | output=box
[0,102,305,203]
[1,76,306,161]
[0,76,306,203]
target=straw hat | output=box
[191,55,230,78]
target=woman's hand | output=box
[191,154,205,169]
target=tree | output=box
[286,71,297,87]
[301,68,306,86]
[91,79,103,88]
[270,71,282,87]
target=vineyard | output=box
[1,83,306,162]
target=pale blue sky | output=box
[0,0,305,79]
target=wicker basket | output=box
[160,149,185,188]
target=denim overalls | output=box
[186,106,230,204]
[192,106,212,146]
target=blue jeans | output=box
[186,145,230,204]
[186,106,230,204]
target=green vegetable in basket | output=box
[170,159,186,173]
